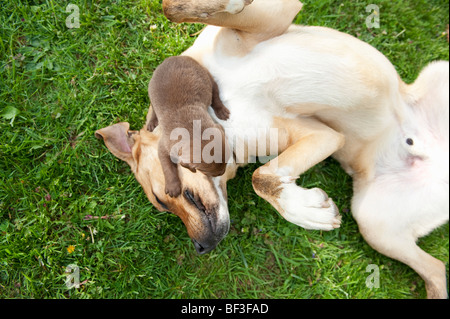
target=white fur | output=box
[201,25,400,160]
[190,25,448,239]
[278,183,340,231]
[213,177,231,239]
[355,61,450,240]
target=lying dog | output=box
[96,0,449,298]
[147,56,230,197]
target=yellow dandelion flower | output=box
[67,245,75,254]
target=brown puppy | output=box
[147,55,230,197]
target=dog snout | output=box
[183,188,229,254]
[192,238,216,255]
[183,189,218,233]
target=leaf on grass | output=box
[1,106,19,120]
[1,106,20,126]
[25,62,44,71]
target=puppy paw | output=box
[147,119,158,132]
[214,107,230,121]
[165,182,182,198]
[278,185,341,231]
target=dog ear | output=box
[95,122,137,167]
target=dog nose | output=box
[192,239,216,255]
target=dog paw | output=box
[214,107,230,121]
[278,185,341,231]
[147,119,158,132]
[165,182,181,198]
[225,0,252,14]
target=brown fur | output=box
[147,56,230,197]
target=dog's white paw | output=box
[225,0,252,14]
[278,184,341,231]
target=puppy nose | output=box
[192,239,216,255]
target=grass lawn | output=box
[0,0,448,299]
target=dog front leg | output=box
[158,142,182,197]
[252,117,345,231]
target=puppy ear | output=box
[95,122,137,167]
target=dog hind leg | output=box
[162,0,301,36]
[353,181,448,299]
[357,219,448,299]
[163,0,253,22]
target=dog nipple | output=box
[406,138,414,146]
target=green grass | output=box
[0,0,448,299]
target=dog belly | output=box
[200,26,397,107]
[353,158,449,240]
[199,25,400,153]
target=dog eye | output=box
[184,189,206,213]
[153,192,169,211]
